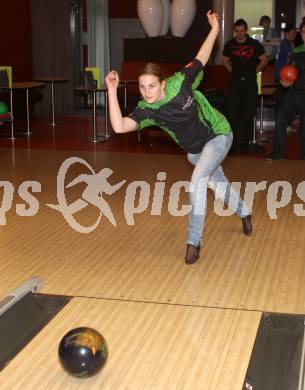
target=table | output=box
[251,85,276,146]
[35,77,69,126]
[74,86,111,143]
[11,82,45,135]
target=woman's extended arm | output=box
[105,71,138,133]
[195,10,220,67]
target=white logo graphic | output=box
[47,157,126,233]
[1,157,305,232]
[182,96,194,110]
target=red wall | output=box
[0,0,32,81]
[109,0,138,18]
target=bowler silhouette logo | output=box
[47,157,126,233]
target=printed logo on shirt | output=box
[182,96,194,110]
[231,45,255,60]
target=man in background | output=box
[274,24,296,104]
[259,15,279,61]
[267,21,305,160]
[222,19,268,154]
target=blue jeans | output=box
[187,133,250,246]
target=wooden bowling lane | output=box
[1,149,305,314]
[0,297,261,389]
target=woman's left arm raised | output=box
[195,10,220,67]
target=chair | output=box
[81,70,97,90]
[251,64,276,147]
[0,69,14,136]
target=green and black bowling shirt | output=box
[129,59,231,154]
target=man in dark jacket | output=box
[267,21,305,160]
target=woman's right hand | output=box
[207,10,219,32]
[105,71,119,91]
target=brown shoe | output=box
[185,244,200,265]
[242,215,252,236]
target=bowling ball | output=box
[58,327,108,378]
[280,65,298,83]
[0,101,8,115]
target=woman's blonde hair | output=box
[139,63,166,82]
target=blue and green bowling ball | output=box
[0,101,8,115]
[58,327,108,378]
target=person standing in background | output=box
[259,15,279,61]
[274,24,296,81]
[274,24,296,104]
[222,19,268,154]
[267,21,305,160]
[294,16,305,47]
